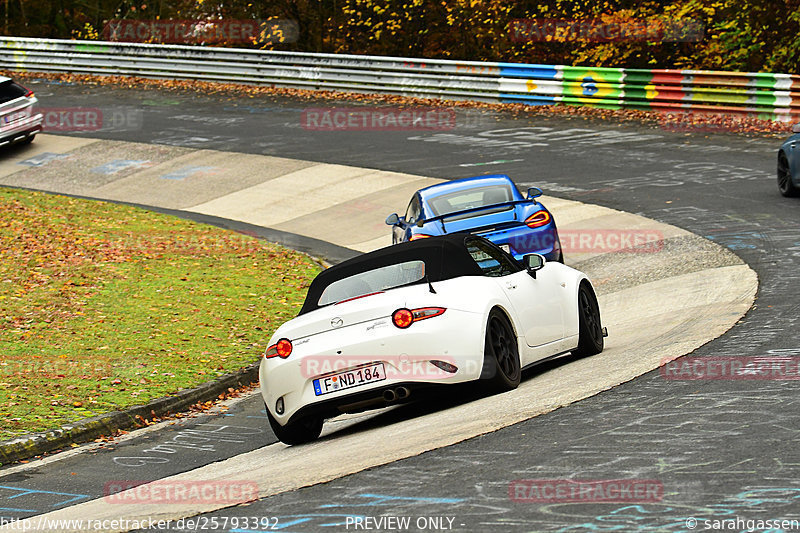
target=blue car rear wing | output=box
[416,199,536,229]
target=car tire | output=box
[572,282,604,357]
[778,152,800,197]
[266,406,323,445]
[21,134,35,145]
[480,309,521,392]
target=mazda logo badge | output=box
[331,317,343,328]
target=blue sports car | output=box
[386,174,563,263]
[778,123,800,197]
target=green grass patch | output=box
[0,187,321,440]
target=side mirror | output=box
[792,123,800,134]
[385,213,400,225]
[523,253,545,278]
[527,187,543,203]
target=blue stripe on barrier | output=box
[499,63,559,79]
[499,94,557,105]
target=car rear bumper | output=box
[260,310,486,425]
[275,380,443,427]
[0,113,43,147]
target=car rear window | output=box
[318,260,426,306]
[427,184,514,217]
[0,81,29,105]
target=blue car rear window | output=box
[427,185,514,217]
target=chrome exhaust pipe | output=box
[383,389,397,402]
[396,386,410,400]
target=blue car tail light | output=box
[524,210,552,228]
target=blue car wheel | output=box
[778,151,800,197]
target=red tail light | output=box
[392,308,414,328]
[392,307,446,328]
[410,234,432,241]
[24,90,34,98]
[265,338,293,359]
[524,211,552,228]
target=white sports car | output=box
[260,233,605,444]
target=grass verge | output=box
[0,187,321,441]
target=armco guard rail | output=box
[1,36,798,118]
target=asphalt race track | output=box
[0,131,754,531]
[1,79,799,532]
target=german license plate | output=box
[500,244,511,253]
[313,363,386,396]
[3,111,26,124]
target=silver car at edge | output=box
[0,76,43,148]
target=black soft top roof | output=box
[299,233,483,315]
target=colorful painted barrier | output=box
[1,37,798,119]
